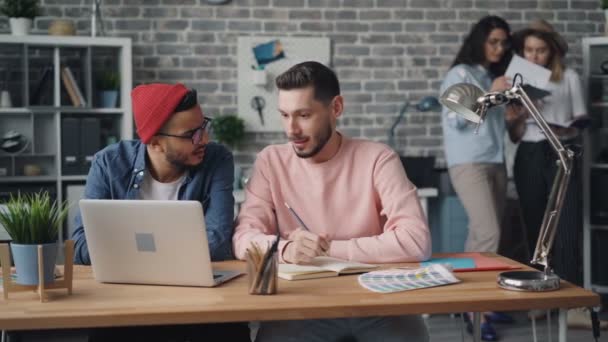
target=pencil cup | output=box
[246,249,278,295]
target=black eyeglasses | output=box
[156,117,213,145]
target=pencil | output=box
[283,202,328,256]
[283,202,311,231]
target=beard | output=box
[290,120,333,159]
[164,144,205,169]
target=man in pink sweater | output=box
[233,61,431,342]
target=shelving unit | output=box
[582,37,608,294]
[0,35,132,246]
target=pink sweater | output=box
[232,135,432,264]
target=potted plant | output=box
[0,192,69,285]
[211,115,245,147]
[0,0,39,36]
[97,71,120,108]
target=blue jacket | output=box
[440,64,506,168]
[71,140,235,265]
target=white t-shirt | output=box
[522,68,587,142]
[139,172,186,201]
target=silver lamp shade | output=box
[439,83,485,123]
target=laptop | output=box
[79,199,242,287]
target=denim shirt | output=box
[72,140,235,265]
[439,64,506,168]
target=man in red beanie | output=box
[70,83,249,341]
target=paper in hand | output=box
[505,55,551,90]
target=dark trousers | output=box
[514,140,583,286]
[88,322,250,342]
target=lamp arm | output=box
[388,102,409,149]
[510,85,574,272]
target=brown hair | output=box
[513,20,568,82]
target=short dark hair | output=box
[451,15,512,77]
[275,61,340,104]
[174,89,198,113]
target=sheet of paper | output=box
[358,264,460,293]
[505,54,551,90]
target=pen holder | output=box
[246,246,278,295]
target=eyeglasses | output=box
[156,117,213,145]
[486,38,511,50]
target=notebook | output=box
[420,253,520,272]
[278,256,377,280]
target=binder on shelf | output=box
[80,118,101,174]
[61,67,86,107]
[30,66,53,106]
[61,118,81,175]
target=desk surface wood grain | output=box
[0,254,599,331]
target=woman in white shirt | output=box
[509,20,589,323]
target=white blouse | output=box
[522,68,587,142]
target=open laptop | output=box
[79,199,242,287]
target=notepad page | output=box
[278,256,377,275]
[279,264,327,275]
[308,256,377,273]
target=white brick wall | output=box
[1,0,602,167]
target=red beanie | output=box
[131,83,189,144]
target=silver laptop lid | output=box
[79,199,217,287]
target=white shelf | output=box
[0,108,30,114]
[590,224,608,231]
[0,153,55,158]
[0,34,131,48]
[591,284,608,294]
[0,176,57,183]
[583,37,608,291]
[61,175,87,181]
[54,107,124,114]
[0,107,123,114]
[590,102,608,107]
[589,74,608,79]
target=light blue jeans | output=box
[255,315,429,342]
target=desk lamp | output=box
[440,75,573,292]
[388,96,441,149]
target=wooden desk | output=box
[0,254,599,342]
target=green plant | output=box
[603,0,608,9]
[97,71,120,90]
[0,192,69,244]
[0,0,39,19]
[211,115,245,147]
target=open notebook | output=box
[278,256,377,280]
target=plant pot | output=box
[9,18,33,36]
[10,243,58,285]
[100,90,118,108]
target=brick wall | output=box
[0,0,604,169]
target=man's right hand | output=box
[283,228,330,265]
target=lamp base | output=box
[497,271,560,292]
